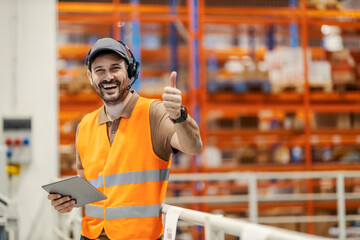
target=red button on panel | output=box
[5,138,12,146]
[14,138,21,146]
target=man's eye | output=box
[95,69,104,73]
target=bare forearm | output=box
[173,115,203,155]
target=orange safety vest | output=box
[76,97,171,240]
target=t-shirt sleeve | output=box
[149,101,177,161]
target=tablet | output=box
[42,175,107,207]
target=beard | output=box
[94,79,128,105]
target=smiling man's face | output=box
[87,52,130,105]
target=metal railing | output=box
[0,193,16,240]
[165,171,360,240]
[161,203,331,240]
[54,171,360,240]
[55,203,331,240]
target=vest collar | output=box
[98,90,140,125]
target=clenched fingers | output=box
[48,193,61,201]
[162,91,181,103]
[163,86,181,96]
[163,101,180,109]
[48,194,76,213]
[56,200,76,213]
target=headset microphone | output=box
[127,80,135,90]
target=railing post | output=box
[7,228,15,240]
[204,215,225,240]
[73,222,81,240]
[248,174,258,223]
[336,173,346,240]
[72,210,82,240]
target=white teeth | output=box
[103,84,117,89]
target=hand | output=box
[162,71,182,120]
[48,193,76,213]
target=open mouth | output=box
[101,83,119,91]
[102,84,118,90]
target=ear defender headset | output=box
[86,39,140,90]
[120,41,140,90]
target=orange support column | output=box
[112,0,121,40]
[300,0,315,235]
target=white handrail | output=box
[161,204,332,240]
[54,171,360,239]
[55,203,332,240]
[0,193,16,240]
[165,192,360,204]
[168,170,360,181]
[165,170,360,239]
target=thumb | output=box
[170,71,177,88]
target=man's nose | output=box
[104,71,114,81]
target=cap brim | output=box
[89,48,128,65]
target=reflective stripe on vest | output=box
[89,168,170,188]
[85,203,162,220]
[89,176,103,188]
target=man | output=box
[48,38,202,240]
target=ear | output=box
[87,69,93,86]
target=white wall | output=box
[0,0,58,239]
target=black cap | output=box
[86,38,131,70]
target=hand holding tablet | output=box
[42,176,107,211]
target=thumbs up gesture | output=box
[162,71,182,120]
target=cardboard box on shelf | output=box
[273,144,291,164]
[352,113,360,129]
[313,113,338,129]
[341,0,360,9]
[314,210,337,237]
[232,60,268,82]
[313,113,351,129]
[59,66,93,94]
[60,153,76,173]
[239,115,258,129]
[307,0,342,10]
[255,147,272,164]
[235,146,257,164]
[271,81,304,94]
[330,49,356,84]
[308,61,333,93]
[207,59,271,94]
[265,47,311,93]
[337,113,351,129]
[208,118,237,129]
